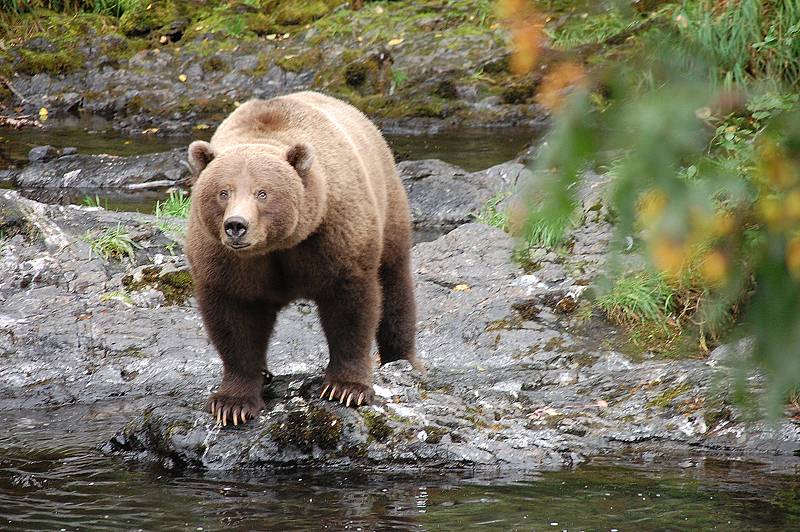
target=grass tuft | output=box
[85,223,138,261]
[154,190,191,218]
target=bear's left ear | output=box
[187,141,215,182]
[286,143,315,182]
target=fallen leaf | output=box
[38,107,48,121]
[178,74,187,82]
[387,38,404,47]
[266,34,277,40]
[159,35,168,44]
[453,284,470,291]
[193,123,210,130]
[142,127,159,134]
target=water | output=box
[1,123,536,214]
[3,406,800,530]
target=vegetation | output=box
[507,0,800,416]
[154,190,190,219]
[84,223,137,260]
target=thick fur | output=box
[186,91,418,425]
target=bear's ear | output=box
[286,143,315,181]
[187,141,215,181]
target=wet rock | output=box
[399,159,531,230]
[0,189,797,472]
[12,148,190,189]
[27,145,59,163]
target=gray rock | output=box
[27,145,59,163]
[12,148,190,189]
[1,189,797,472]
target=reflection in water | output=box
[2,406,800,530]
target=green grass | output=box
[81,194,107,208]
[154,190,190,218]
[524,215,573,249]
[473,191,510,230]
[596,271,674,325]
[84,223,138,261]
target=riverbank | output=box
[1,170,798,472]
[0,1,557,135]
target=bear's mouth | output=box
[226,241,252,250]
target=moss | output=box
[647,383,693,409]
[270,406,342,451]
[423,426,449,444]
[201,55,228,73]
[119,1,176,37]
[121,265,193,305]
[361,409,392,442]
[272,0,339,26]
[501,82,536,104]
[16,49,83,75]
[276,49,322,73]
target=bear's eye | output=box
[257,190,267,200]
[219,190,229,200]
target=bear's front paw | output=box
[207,392,265,427]
[319,379,375,407]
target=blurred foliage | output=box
[507,0,800,418]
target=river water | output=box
[3,123,800,529]
[2,404,799,530]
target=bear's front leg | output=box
[316,276,381,407]
[197,291,277,426]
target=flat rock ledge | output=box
[1,190,799,472]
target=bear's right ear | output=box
[187,141,215,181]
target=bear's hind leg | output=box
[377,251,418,368]
[317,276,381,407]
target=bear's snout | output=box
[224,216,249,241]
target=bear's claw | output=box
[319,380,374,407]
[207,393,265,427]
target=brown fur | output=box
[186,91,418,425]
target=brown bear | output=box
[186,91,418,426]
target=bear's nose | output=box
[224,216,248,239]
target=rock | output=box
[399,159,531,230]
[60,147,78,156]
[12,148,190,189]
[27,145,59,163]
[1,189,797,472]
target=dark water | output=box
[1,123,535,214]
[3,405,800,530]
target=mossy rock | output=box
[269,406,342,451]
[202,55,228,73]
[119,1,176,37]
[361,409,392,442]
[272,0,340,26]
[501,82,536,104]
[275,49,322,73]
[16,49,83,75]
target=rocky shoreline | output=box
[2,149,799,471]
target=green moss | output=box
[119,1,176,37]
[270,406,342,451]
[276,49,322,73]
[272,0,339,26]
[361,409,392,442]
[121,265,193,305]
[16,49,83,75]
[647,383,693,409]
[501,82,536,104]
[201,55,228,73]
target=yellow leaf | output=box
[453,284,470,292]
[266,34,277,40]
[700,250,728,286]
[375,6,384,14]
[38,107,48,121]
[142,127,159,134]
[159,35,168,44]
[178,74,187,82]
[387,38,404,47]
[193,123,210,130]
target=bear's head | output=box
[187,140,325,256]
